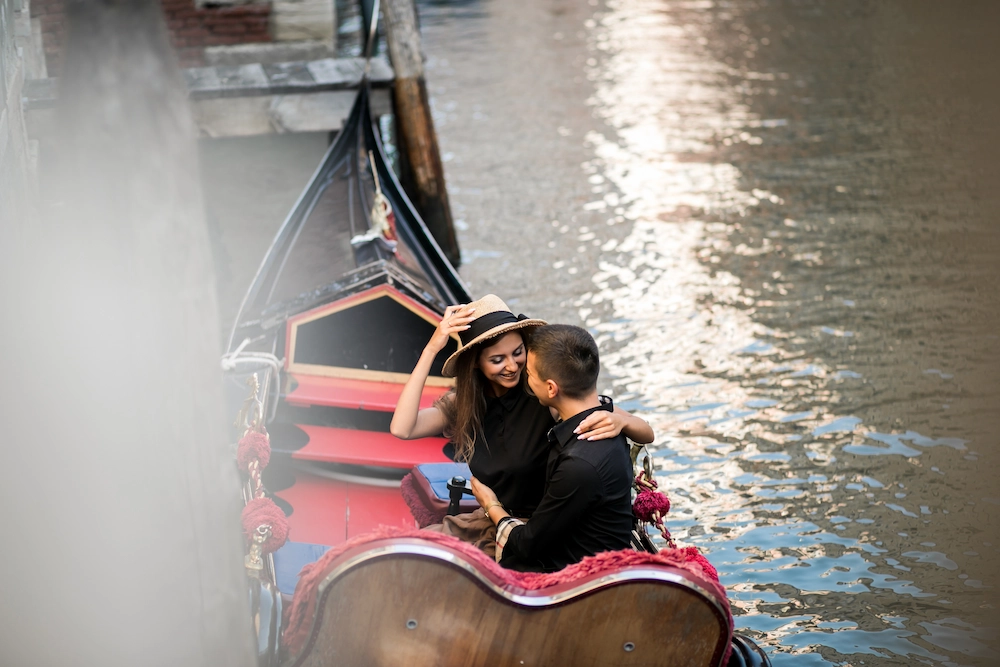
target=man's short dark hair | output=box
[526,324,600,399]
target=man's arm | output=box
[495,458,601,564]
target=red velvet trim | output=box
[281,527,732,659]
[399,473,447,527]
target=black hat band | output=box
[459,311,528,346]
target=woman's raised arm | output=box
[573,405,655,444]
[389,303,476,440]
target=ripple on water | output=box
[575,0,998,664]
[417,0,999,663]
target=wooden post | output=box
[382,0,462,268]
[0,1,255,665]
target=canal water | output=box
[412,0,1000,665]
[199,0,999,664]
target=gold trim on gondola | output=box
[286,285,457,387]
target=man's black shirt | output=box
[500,403,634,572]
[443,383,555,518]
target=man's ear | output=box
[545,379,559,400]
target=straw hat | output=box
[441,294,547,377]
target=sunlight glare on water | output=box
[417,0,1000,664]
[575,1,999,665]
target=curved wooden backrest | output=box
[286,537,732,667]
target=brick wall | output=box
[31,0,273,74]
[30,0,63,72]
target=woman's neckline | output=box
[486,381,521,400]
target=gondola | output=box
[220,41,770,667]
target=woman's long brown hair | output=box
[434,345,487,462]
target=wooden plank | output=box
[286,424,450,469]
[285,373,450,412]
[272,473,416,547]
[345,484,417,538]
[273,473,349,545]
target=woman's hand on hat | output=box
[429,304,476,352]
[574,410,625,441]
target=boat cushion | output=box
[273,541,331,596]
[400,463,479,527]
[414,462,473,502]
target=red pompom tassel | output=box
[633,488,671,522]
[241,497,289,553]
[237,428,271,473]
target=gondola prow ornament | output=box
[236,375,289,574]
[368,151,398,242]
[349,151,401,265]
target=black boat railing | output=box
[226,85,469,354]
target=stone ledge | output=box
[22,55,394,109]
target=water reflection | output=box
[417,0,999,664]
[576,0,999,664]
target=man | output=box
[471,324,636,572]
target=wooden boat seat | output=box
[270,423,450,469]
[282,529,734,667]
[285,374,450,412]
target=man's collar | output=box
[547,400,614,450]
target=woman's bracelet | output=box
[484,501,503,522]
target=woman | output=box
[391,294,654,556]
